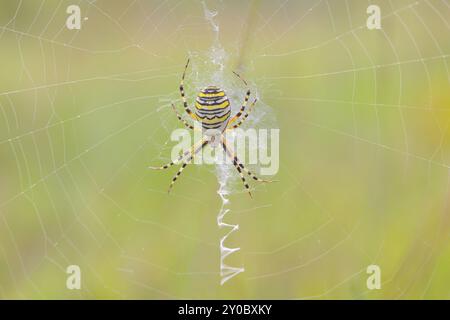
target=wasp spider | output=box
[150,59,273,197]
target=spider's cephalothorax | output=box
[195,86,231,132]
[150,58,275,197]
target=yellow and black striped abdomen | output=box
[195,86,231,131]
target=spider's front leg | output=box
[149,138,204,170]
[167,139,209,193]
[221,136,275,184]
[220,136,254,198]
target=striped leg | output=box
[149,138,204,170]
[179,58,198,121]
[171,103,196,130]
[221,137,275,183]
[221,139,252,198]
[168,140,209,193]
[229,71,251,126]
[232,70,248,86]
[226,98,257,130]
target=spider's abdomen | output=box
[195,86,231,132]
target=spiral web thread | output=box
[201,1,245,285]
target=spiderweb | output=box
[0,0,449,299]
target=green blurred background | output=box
[0,0,449,299]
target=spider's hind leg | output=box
[179,58,199,122]
[228,71,252,127]
[171,103,196,130]
[226,98,257,130]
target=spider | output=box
[150,58,273,197]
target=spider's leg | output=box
[179,58,199,122]
[221,136,275,183]
[171,103,198,131]
[220,138,253,198]
[149,138,204,170]
[168,139,209,193]
[228,71,251,126]
[226,98,257,130]
[232,70,248,86]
